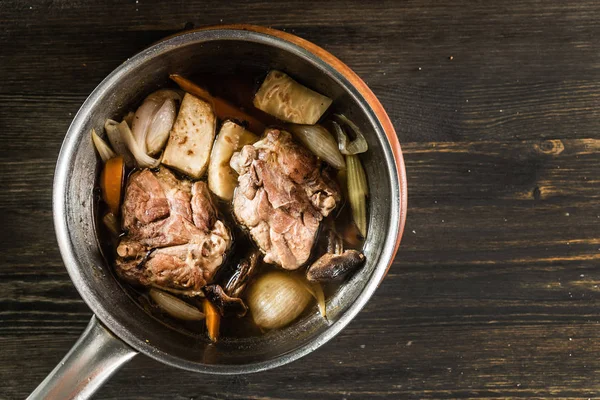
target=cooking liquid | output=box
[96,70,365,339]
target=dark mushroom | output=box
[326,227,344,255]
[306,249,366,282]
[203,284,248,318]
[307,221,366,282]
[225,251,259,298]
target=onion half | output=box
[247,272,312,330]
[132,89,181,154]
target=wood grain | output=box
[2,0,600,398]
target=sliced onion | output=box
[302,281,327,319]
[146,89,182,104]
[313,283,326,319]
[346,154,368,236]
[132,89,181,153]
[149,288,205,321]
[287,124,345,169]
[146,98,176,155]
[123,111,135,128]
[132,99,161,153]
[118,120,160,168]
[332,122,347,154]
[104,119,135,168]
[102,212,120,236]
[333,114,368,155]
[91,128,115,162]
[247,271,312,330]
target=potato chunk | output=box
[162,93,216,179]
[208,121,259,201]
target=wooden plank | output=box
[1,1,600,142]
[2,138,600,398]
[3,79,600,150]
[3,0,600,398]
[3,321,600,399]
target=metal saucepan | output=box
[29,25,407,399]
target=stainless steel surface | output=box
[42,26,404,397]
[28,317,137,400]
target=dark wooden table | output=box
[2,1,600,398]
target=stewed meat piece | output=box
[230,129,341,270]
[115,167,231,296]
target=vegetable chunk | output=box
[208,121,258,200]
[170,74,267,134]
[101,156,124,215]
[253,70,332,125]
[161,93,216,179]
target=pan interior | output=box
[56,30,398,373]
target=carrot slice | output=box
[203,298,220,342]
[101,156,124,215]
[170,74,266,134]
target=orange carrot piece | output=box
[170,74,266,134]
[101,156,124,215]
[203,298,220,342]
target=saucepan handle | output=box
[28,316,138,400]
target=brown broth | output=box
[95,72,366,340]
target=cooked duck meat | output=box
[231,129,341,270]
[190,180,217,232]
[115,167,231,295]
[121,169,170,228]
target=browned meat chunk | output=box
[231,129,341,270]
[121,169,170,228]
[115,167,231,296]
